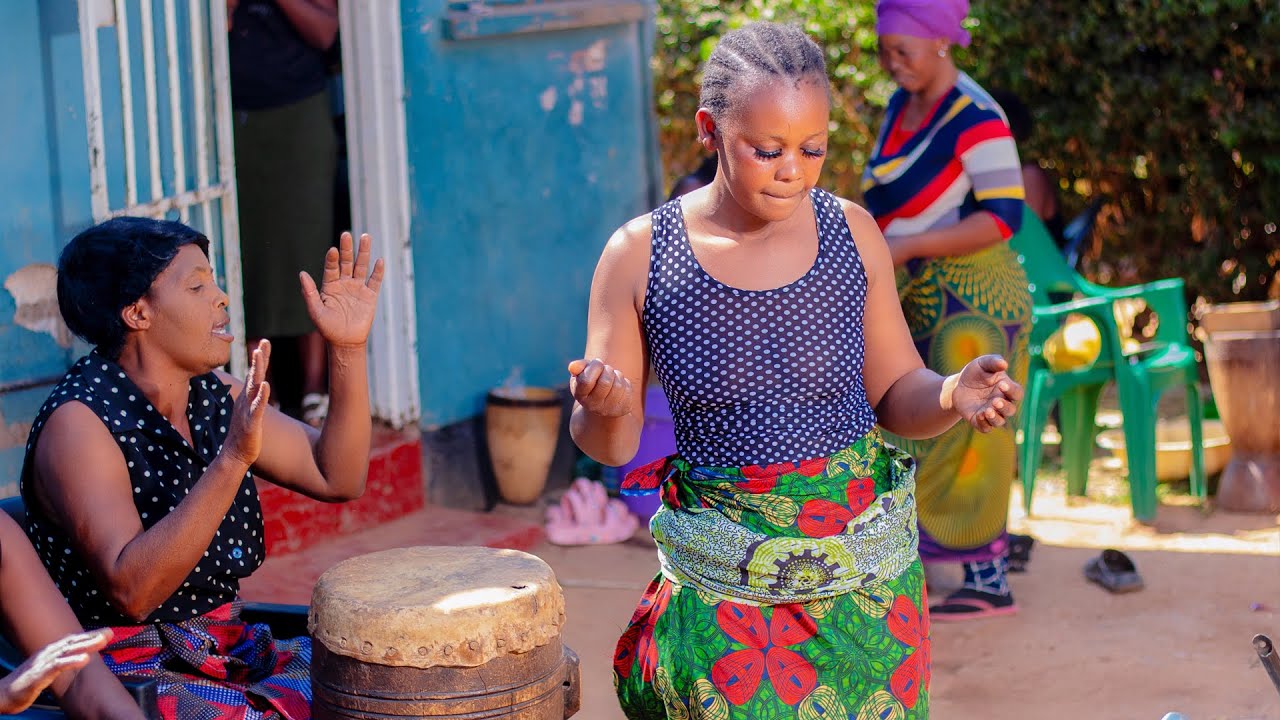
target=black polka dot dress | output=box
[643,188,878,468]
[20,353,266,627]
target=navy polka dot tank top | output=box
[642,188,878,468]
[20,353,265,627]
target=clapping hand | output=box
[568,359,633,418]
[951,355,1023,433]
[300,232,385,349]
[224,340,271,466]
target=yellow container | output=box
[1096,418,1233,482]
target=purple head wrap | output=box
[875,0,972,48]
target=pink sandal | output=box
[544,478,638,546]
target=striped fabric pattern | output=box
[862,71,1024,240]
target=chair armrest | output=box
[120,676,163,720]
[241,601,310,640]
[1087,277,1189,346]
[1032,294,1116,320]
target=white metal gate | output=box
[77,0,246,376]
[338,3,420,428]
[76,0,419,426]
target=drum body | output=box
[309,546,581,719]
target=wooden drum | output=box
[309,546,581,719]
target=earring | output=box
[938,48,947,58]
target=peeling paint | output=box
[544,39,610,127]
[539,86,558,112]
[568,40,607,74]
[4,264,72,348]
[0,406,31,452]
[589,76,608,109]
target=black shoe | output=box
[1084,549,1144,594]
[1007,533,1035,573]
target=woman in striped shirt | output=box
[863,0,1033,622]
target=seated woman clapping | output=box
[20,217,383,719]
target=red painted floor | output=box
[239,504,545,606]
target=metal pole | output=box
[163,0,188,222]
[1254,634,1280,698]
[139,0,163,206]
[190,0,214,237]
[207,0,247,378]
[78,0,112,220]
[114,0,138,208]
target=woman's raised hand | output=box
[301,232,385,349]
[224,340,271,466]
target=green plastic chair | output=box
[1009,206,1206,521]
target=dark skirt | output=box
[233,89,337,339]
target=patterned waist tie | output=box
[622,428,921,606]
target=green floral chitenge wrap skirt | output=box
[615,429,931,720]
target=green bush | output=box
[653,0,1278,307]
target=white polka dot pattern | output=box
[642,188,878,467]
[18,355,266,626]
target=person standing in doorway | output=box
[228,0,339,426]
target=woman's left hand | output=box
[301,232,385,348]
[950,355,1023,433]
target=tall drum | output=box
[309,546,581,719]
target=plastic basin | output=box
[1096,417,1233,482]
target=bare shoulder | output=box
[36,400,126,479]
[41,399,113,439]
[834,196,881,236]
[602,212,654,266]
[593,212,656,306]
[834,196,893,283]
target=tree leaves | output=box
[652,0,1278,308]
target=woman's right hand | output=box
[224,340,272,467]
[568,359,633,418]
[0,629,112,714]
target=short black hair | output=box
[57,216,210,359]
[988,88,1032,144]
[699,22,830,122]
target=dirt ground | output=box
[524,468,1280,720]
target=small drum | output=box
[309,546,581,719]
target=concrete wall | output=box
[0,1,664,507]
[401,0,661,430]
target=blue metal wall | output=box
[0,1,92,493]
[0,0,221,494]
[401,0,661,428]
